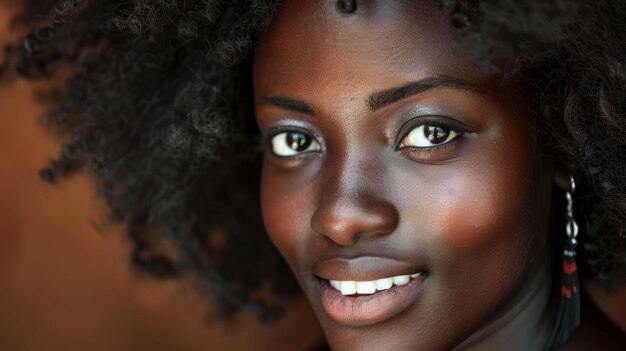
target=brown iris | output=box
[425,125,450,145]
[286,132,313,151]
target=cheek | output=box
[434,172,522,250]
[260,174,295,258]
[438,191,506,250]
[432,132,543,251]
[260,158,317,272]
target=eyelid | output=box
[263,125,323,145]
[262,125,324,158]
[394,115,474,150]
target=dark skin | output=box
[253,1,569,350]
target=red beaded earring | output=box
[548,175,581,348]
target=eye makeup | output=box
[390,114,476,162]
[259,124,324,169]
[258,103,480,168]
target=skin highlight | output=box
[4,0,626,349]
[253,1,560,349]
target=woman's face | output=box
[253,1,554,350]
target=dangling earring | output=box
[548,175,581,348]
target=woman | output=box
[4,0,625,349]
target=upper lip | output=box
[312,256,423,281]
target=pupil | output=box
[287,132,311,151]
[424,125,449,144]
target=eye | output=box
[270,131,321,156]
[399,124,460,148]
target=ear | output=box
[553,163,574,192]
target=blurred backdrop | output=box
[0,3,624,351]
[0,5,323,351]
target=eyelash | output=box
[395,115,473,153]
[397,135,460,160]
[262,116,473,160]
[261,126,323,159]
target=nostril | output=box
[310,197,399,246]
[353,229,392,243]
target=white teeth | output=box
[330,272,422,295]
[392,275,410,285]
[375,278,393,290]
[356,281,376,294]
[340,281,357,295]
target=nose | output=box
[310,164,399,246]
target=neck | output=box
[453,258,553,351]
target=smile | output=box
[312,255,429,327]
[329,272,423,295]
[318,273,427,327]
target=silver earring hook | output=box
[565,175,578,240]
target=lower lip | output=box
[319,274,428,327]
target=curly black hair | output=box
[2,0,625,322]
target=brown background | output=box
[0,5,624,351]
[0,6,323,351]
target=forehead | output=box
[253,0,479,102]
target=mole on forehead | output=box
[256,0,468,89]
[280,0,441,33]
[335,0,358,14]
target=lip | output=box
[311,256,427,326]
[318,273,427,326]
[312,256,423,281]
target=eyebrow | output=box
[255,75,485,116]
[368,75,485,111]
[255,96,315,115]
